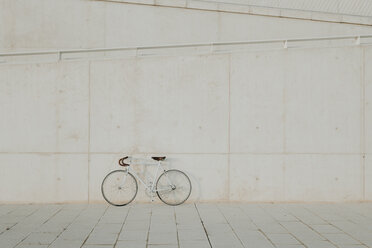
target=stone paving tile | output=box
[266,233,300,245]
[256,222,289,234]
[178,229,206,241]
[310,224,342,234]
[238,233,274,248]
[20,232,58,245]
[85,233,118,245]
[304,241,337,248]
[275,245,305,248]
[261,204,298,222]
[337,245,369,248]
[322,233,361,245]
[93,223,122,234]
[118,230,148,241]
[122,220,149,230]
[16,245,49,248]
[116,240,146,248]
[284,204,327,225]
[0,203,372,248]
[82,245,114,248]
[49,239,83,248]
[148,231,178,245]
[179,240,210,248]
[148,245,178,248]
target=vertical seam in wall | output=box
[361,47,366,200]
[227,54,231,200]
[103,1,107,48]
[283,61,287,200]
[88,61,91,203]
[283,89,286,153]
[283,64,287,154]
[217,12,221,42]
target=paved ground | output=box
[0,203,372,248]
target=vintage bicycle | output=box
[101,156,192,206]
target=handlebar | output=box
[118,156,129,167]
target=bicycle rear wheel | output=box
[101,170,138,206]
[156,169,192,206]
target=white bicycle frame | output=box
[121,157,174,202]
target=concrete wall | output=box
[213,0,372,17]
[1,0,372,51]
[0,45,371,203]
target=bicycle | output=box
[101,156,192,206]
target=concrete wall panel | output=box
[0,0,12,50]
[218,11,372,42]
[104,3,219,47]
[230,51,285,153]
[285,47,362,153]
[229,155,284,201]
[366,154,372,200]
[215,0,372,17]
[90,55,229,154]
[0,0,105,50]
[365,47,372,154]
[284,155,362,201]
[0,154,88,203]
[366,46,372,199]
[0,62,89,153]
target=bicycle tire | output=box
[156,169,192,206]
[101,170,138,206]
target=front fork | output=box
[120,167,129,188]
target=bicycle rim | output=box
[101,170,138,206]
[156,169,192,206]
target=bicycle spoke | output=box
[101,170,138,206]
[156,170,191,206]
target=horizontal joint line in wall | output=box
[1,35,372,60]
[0,152,368,155]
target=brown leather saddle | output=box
[151,156,166,161]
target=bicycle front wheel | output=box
[156,169,192,206]
[101,170,138,206]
